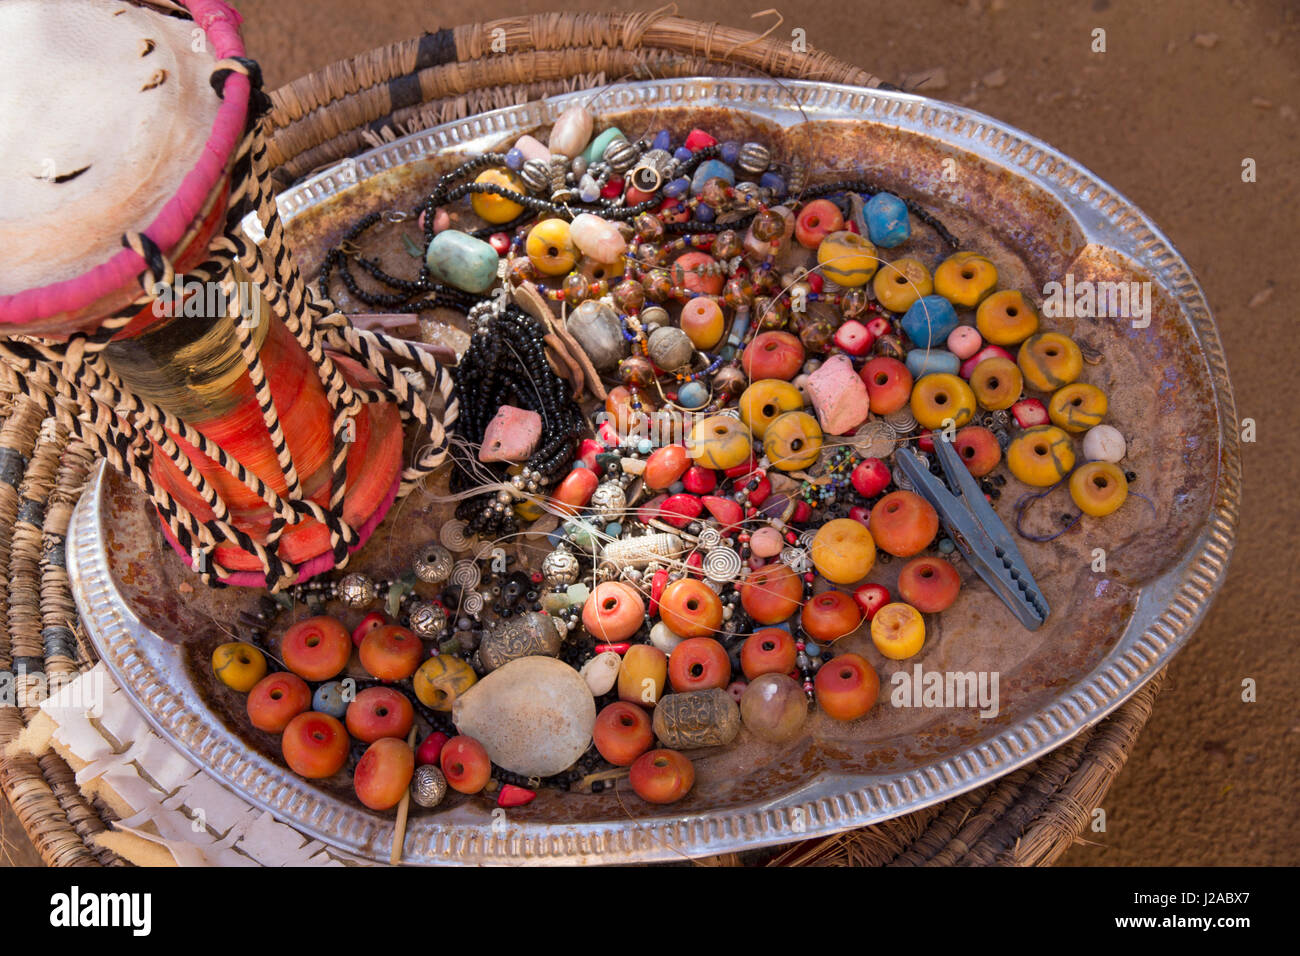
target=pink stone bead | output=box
[513,134,551,163]
[547,106,594,158]
[432,208,451,234]
[805,354,870,436]
[947,325,982,359]
[479,405,541,462]
[750,526,784,558]
[569,213,627,264]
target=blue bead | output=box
[652,130,672,151]
[668,481,686,495]
[938,537,956,554]
[573,460,588,468]
[691,158,735,195]
[901,295,960,348]
[865,192,911,248]
[720,141,741,164]
[546,529,567,549]
[663,176,690,199]
[694,202,715,222]
[677,380,710,409]
[805,640,821,658]
[673,146,693,162]
[906,348,961,379]
[759,171,786,198]
[504,147,525,171]
[605,522,622,538]
[312,681,348,718]
[637,438,654,454]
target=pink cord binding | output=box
[0,0,249,330]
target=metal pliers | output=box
[894,436,1051,630]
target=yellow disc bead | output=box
[816,231,879,287]
[525,218,578,275]
[1069,461,1129,517]
[909,373,976,430]
[1018,332,1084,392]
[212,642,267,693]
[873,257,933,313]
[1048,382,1108,433]
[976,289,1039,345]
[762,411,823,471]
[471,168,526,224]
[739,379,804,439]
[1007,425,1076,486]
[690,415,754,470]
[933,251,998,308]
[969,357,1023,411]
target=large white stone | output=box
[580,651,621,696]
[452,656,595,777]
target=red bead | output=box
[917,430,935,453]
[807,273,824,294]
[785,531,798,544]
[1011,397,1050,429]
[747,474,771,507]
[803,572,816,583]
[791,500,813,523]
[702,495,744,529]
[682,465,717,495]
[530,572,543,584]
[601,177,624,199]
[416,731,449,766]
[866,316,893,338]
[626,186,656,206]
[489,232,511,255]
[649,569,669,617]
[595,642,632,655]
[497,784,537,808]
[686,551,704,575]
[577,438,603,468]
[684,128,718,151]
[660,493,705,528]
[724,456,760,479]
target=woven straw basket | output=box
[0,8,1163,867]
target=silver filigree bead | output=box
[589,482,627,520]
[336,572,377,609]
[737,141,772,174]
[411,765,448,808]
[414,543,454,584]
[541,547,580,587]
[408,600,448,640]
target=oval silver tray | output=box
[69,78,1239,865]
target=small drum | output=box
[0,0,456,590]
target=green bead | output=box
[583,127,626,165]
[425,229,500,293]
[566,583,591,606]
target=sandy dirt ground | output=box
[4,0,1297,867]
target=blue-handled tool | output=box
[894,436,1050,630]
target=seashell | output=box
[453,657,596,777]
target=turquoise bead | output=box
[584,127,626,165]
[677,380,710,409]
[805,640,821,658]
[636,438,654,454]
[901,295,959,348]
[906,348,961,379]
[691,159,734,195]
[425,229,499,293]
[604,522,622,538]
[938,537,956,555]
[865,192,910,248]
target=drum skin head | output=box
[0,0,221,295]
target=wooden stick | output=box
[389,726,419,865]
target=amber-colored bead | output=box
[1069,461,1128,516]
[698,177,732,209]
[712,229,743,260]
[690,415,754,470]
[763,411,823,471]
[711,364,748,399]
[755,296,789,330]
[1048,383,1108,433]
[873,257,933,313]
[976,289,1039,345]
[562,272,590,304]
[680,297,725,349]
[909,373,977,430]
[507,256,537,285]
[934,251,998,308]
[643,268,674,302]
[1018,332,1084,392]
[751,209,785,242]
[1007,425,1076,486]
[723,274,756,309]
[619,355,656,389]
[840,287,870,318]
[798,317,836,354]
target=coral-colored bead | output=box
[795,199,844,249]
[800,589,864,643]
[660,493,705,528]
[554,467,599,514]
[740,562,803,624]
[644,444,691,490]
[658,579,724,639]
[671,251,724,295]
[584,582,646,641]
[681,465,717,494]
[684,128,718,151]
[668,637,732,691]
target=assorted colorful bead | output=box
[251,107,1139,813]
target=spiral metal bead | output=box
[440,519,472,552]
[696,526,723,549]
[780,546,811,574]
[703,546,743,583]
[411,765,448,807]
[450,560,481,590]
[798,528,818,550]
[884,408,918,436]
[462,590,485,614]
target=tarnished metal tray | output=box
[69,78,1240,864]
